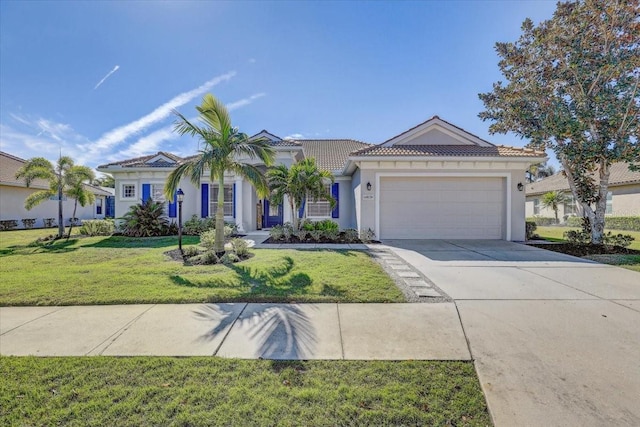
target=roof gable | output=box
[383,116,493,147]
[299,139,370,172]
[250,130,301,147]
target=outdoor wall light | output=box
[517,182,524,192]
[177,188,185,251]
[366,182,372,191]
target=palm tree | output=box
[541,191,570,224]
[267,158,335,230]
[15,156,94,238]
[65,166,96,238]
[165,93,275,255]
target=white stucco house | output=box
[525,163,640,219]
[0,151,114,229]
[97,116,545,241]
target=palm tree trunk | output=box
[57,178,64,239]
[214,173,226,255]
[67,199,78,241]
[290,198,297,230]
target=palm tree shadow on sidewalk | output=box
[193,303,317,360]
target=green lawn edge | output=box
[0,357,492,426]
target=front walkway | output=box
[0,303,470,360]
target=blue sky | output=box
[0,1,558,172]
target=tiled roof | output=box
[350,144,544,158]
[1,151,115,196]
[526,163,640,196]
[97,151,183,168]
[0,151,51,188]
[299,139,371,171]
[271,139,301,147]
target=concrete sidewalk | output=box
[0,303,470,360]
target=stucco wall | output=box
[354,163,528,241]
[0,185,105,228]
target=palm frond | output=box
[25,190,55,210]
[231,162,270,198]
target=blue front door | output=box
[263,199,283,228]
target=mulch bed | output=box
[528,242,640,257]
[262,237,379,244]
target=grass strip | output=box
[0,357,492,426]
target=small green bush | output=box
[183,215,216,235]
[189,250,219,265]
[121,199,170,237]
[282,223,294,240]
[604,233,634,248]
[183,246,199,257]
[526,217,557,226]
[269,225,284,241]
[567,216,640,231]
[229,238,250,258]
[563,229,591,245]
[315,219,339,231]
[294,229,308,241]
[309,230,322,241]
[343,228,359,243]
[79,219,115,236]
[220,252,240,265]
[525,221,538,240]
[200,230,217,250]
[21,218,36,229]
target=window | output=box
[307,184,332,218]
[96,198,103,215]
[122,184,136,199]
[564,196,576,215]
[151,184,165,203]
[606,191,613,214]
[533,198,540,215]
[210,185,233,216]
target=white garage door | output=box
[379,177,505,239]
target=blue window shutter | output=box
[168,192,177,218]
[201,184,209,218]
[142,184,150,202]
[331,183,339,218]
[298,198,305,219]
[232,183,236,218]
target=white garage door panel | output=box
[379,177,505,239]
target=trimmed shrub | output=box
[359,228,376,243]
[315,219,339,231]
[183,215,215,235]
[183,246,199,257]
[526,217,557,226]
[43,218,56,228]
[21,218,36,229]
[309,230,322,242]
[229,238,250,258]
[199,230,217,250]
[269,225,284,241]
[324,229,340,241]
[190,250,219,265]
[220,252,240,265]
[604,232,634,248]
[567,216,640,231]
[293,229,308,241]
[525,221,538,240]
[79,219,115,236]
[0,220,18,231]
[343,228,359,243]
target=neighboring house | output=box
[0,151,114,229]
[525,163,640,220]
[97,116,545,241]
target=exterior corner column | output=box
[235,178,244,232]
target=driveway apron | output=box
[383,239,640,427]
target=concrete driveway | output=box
[383,239,640,427]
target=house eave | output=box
[348,155,547,164]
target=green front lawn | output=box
[535,226,640,250]
[535,226,640,272]
[0,230,403,305]
[0,357,491,426]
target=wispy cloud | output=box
[94,65,120,90]
[0,121,93,166]
[226,93,266,111]
[87,71,236,155]
[284,133,305,140]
